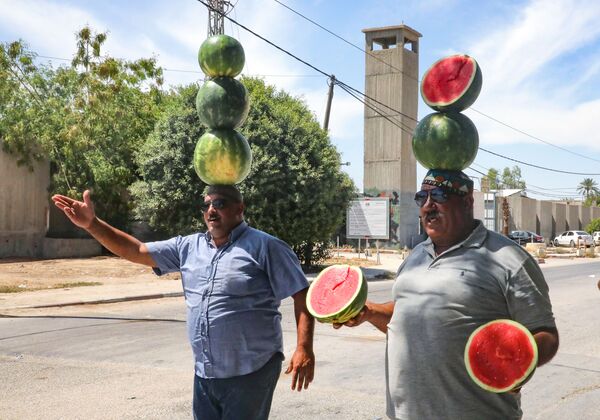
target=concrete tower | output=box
[362,25,421,247]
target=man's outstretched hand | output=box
[52,190,96,229]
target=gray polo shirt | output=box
[386,221,555,420]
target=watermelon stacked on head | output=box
[412,54,482,171]
[194,34,252,185]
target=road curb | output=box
[2,291,185,311]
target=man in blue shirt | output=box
[52,185,315,420]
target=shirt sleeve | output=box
[505,255,556,331]
[145,236,183,276]
[262,237,309,300]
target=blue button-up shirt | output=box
[146,221,308,379]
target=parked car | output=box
[553,231,593,247]
[508,230,544,245]
[593,231,600,246]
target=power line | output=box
[34,53,322,78]
[271,0,600,165]
[196,0,418,124]
[271,0,414,79]
[470,108,600,164]
[479,147,600,176]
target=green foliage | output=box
[577,178,599,203]
[131,77,356,266]
[129,85,206,236]
[0,27,164,229]
[585,218,600,234]
[485,168,499,189]
[486,166,525,189]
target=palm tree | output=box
[577,178,600,200]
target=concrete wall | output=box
[592,207,600,221]
[579,205,591,231]
[537,201,553,244]
[0,148,101,258]
[0,148,50,258]
[552,202,567,236]
[566,204,580,231]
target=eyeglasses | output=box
[200,198,229,212]
[414,188,449,208]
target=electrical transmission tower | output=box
[207,0,235,36]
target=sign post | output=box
[346,198,390,262]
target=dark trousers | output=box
[193,353,283,420]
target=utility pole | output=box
[323,75,336,130]
[207,0,234,36]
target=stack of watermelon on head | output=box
[412,54,481,170]
[193,34,252,185]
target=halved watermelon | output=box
[421,54,482,112]
[465,319,538,393]
[306,265,367,324]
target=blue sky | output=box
[2,0,600,200]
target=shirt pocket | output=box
[183,264,212,292]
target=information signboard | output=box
[346,198,389,239]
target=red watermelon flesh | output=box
[421,54,482,112]
[306,265,367,323]
[465,319,538,393]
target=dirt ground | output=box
[0,254,380,293]
[0,256,176,292]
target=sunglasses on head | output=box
[200,198,229,212]
[414,187,449,208]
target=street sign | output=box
[346,198,389,239]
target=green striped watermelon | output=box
[412,112,479,171]
[193,129,252,185]
[306,265,367,324]
[196,77,250,129]
[198,34,245,78]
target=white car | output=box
[553,231,593,248]
[593,231,600,246]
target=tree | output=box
[585,218,600,234]
[485,168,499,189]
[577,178,599,202]
[501,165,526,189]
[0,27,164,229]
[130,77,357,266]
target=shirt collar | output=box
[205,220,249,245]
[423,220,487,256]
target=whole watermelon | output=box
[196,77,250,129]
[412,112,479,170]
[198,34,245,78]
[193,128,252,185]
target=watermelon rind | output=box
[421,54,482,113]
[196,77,250,129]
[412,112,479,171]
[198,34,245,78]
[306,265,367,324]
[193,128,252,185]
[464,319,538,393]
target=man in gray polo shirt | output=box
[335,169,559,419]
[53,185,315,420]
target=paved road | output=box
[1,263,599,419]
